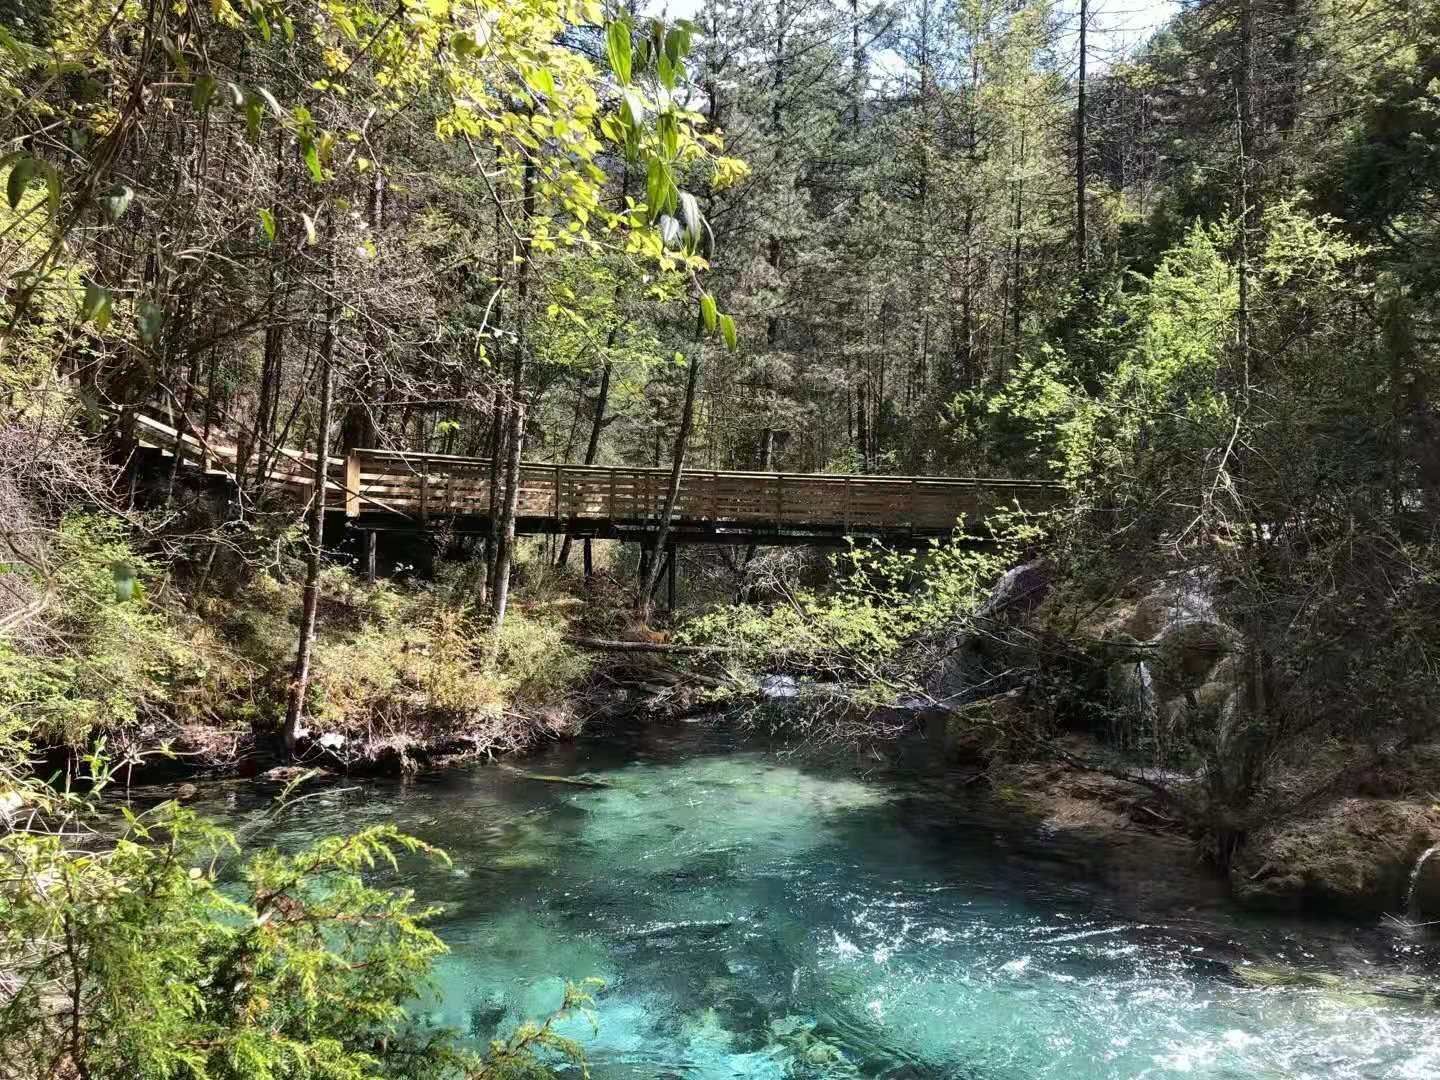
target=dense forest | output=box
[3,0,1440,1074]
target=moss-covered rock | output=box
[1230,798,1440,917]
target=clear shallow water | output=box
[183,726,1440,1080]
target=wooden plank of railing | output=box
[344,455,361,517]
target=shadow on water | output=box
[153,720,1440,1080]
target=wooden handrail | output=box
[121,407,1063,533]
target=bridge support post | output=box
[364,530,377,584]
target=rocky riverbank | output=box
[901,559,1440,926]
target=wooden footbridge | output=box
[131,410,1062,547]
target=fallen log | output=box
[565,636,724,655]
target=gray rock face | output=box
[925,560,1052,705]
[1230,798,1440,917]
[1406,844,1440,922]
[977,559,1052,621]
[1092,571,1239,752]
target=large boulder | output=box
[1230,798,1440,917]
[925,560,1052,703]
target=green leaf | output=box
[656,50,674,90]
[700,293,717,333]
[258,208,277,242]
[620,90,645,133]
[245,99,263,143]
[333,11,359,42]
[37,160,60,219]
[112,561,136,603]
[525,67,555,97]
[0,24,33,64]
[98,184,133,222]
[657,111,679,160]
[136,301,164,345]
[6,155,35,209]
[80,282,112,330]
[451,29,476,57]
[719,313,738,352]
[606,20,632,86]
[645,158,665,222]
[302,140,323,183]
[665,25,690,65]
[191,73,216,110]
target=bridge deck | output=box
[132,411,1061,543]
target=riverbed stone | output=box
[1230,798,1440,917]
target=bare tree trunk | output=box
[1234,0,1256,406]
[490,155,536,640]
[1009,128,1026,371]
[557,358,612,570]
[489,400,526,641]
[638,328,704,623]
[1076,0,1088,271]
[741,428,775,576]
[281,235,337,757]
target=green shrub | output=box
[306,591,589,740]
[0,515,215,747]
[0,765,596,1080]
[680,532,1023,679]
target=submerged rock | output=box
[1231,798,1440,917]
[1231,964,1436,1007]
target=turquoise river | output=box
[188,724,1440,1080]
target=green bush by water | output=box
[0,758,597,1080]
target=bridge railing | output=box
[347,449,1062,532]
[129,409,1062,533]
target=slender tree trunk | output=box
[1235,0,1255,401]
[850,0,863,127]
[342,163,385,453]
[1076,0,1089,271]
[1009,128,1026,370]
[490,155,537,639]
[482,387,504,602]
[281,236,337,757]
[557,358,612,570]
[489,400,526,640]
[638,324,704,622]
[740,428,775,578]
